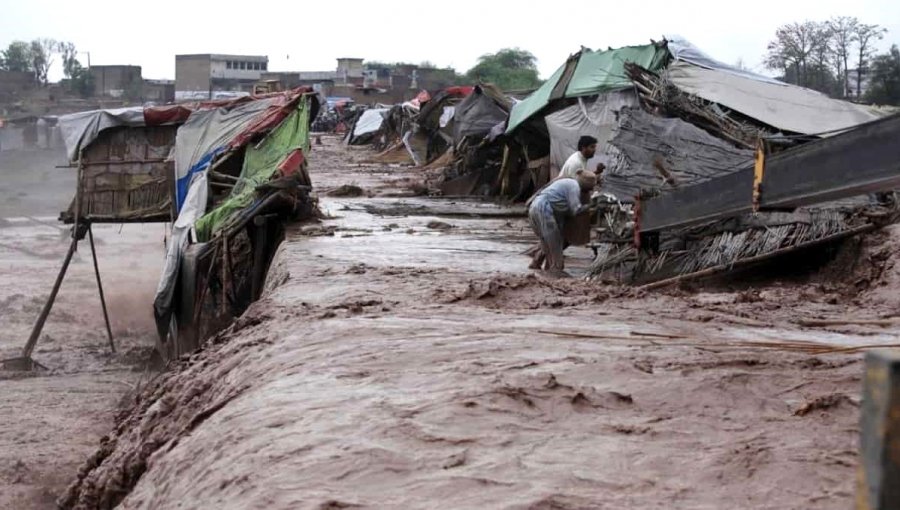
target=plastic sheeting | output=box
[353,109,389,137]
[666,61,883,135]
[439,107,456,129]
[59,107,146,161]
[173,98,280,212]
[666,35,784,85]
[194,100,311,241]
[452,85,512,144]
[545,91,639,174]
[601,107,753,200]
[507,44,668,134]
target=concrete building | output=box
[0,70,35,104]
[259,71,337,96]
[175,54,269,100]
[143,79,175,104]
[336,58,364,85]
[90,65,142,99]
[241,57,461,106]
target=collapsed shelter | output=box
[16,89,320,364]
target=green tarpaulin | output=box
[506,44,669,134]
[194,97,311,241]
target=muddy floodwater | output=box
[7,136,900,509]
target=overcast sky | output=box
[1,0,898,82]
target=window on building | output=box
[226,61,233,69]
[239,62,246,70]
[262,62,268,71]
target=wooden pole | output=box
[858,350,900,509]
[88,224,115,353]
[21,234,79,360]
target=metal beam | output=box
[638,166,753,233]
[640,113,900,233]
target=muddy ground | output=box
[9,136,900,509]
[0,144,163,509]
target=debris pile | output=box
[499,37,892,285]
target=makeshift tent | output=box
[665,61,881,136]
[600,107,753,199]
[544,91,638,173]
[506,44,669,134]
[194,100,311,241]
[152,90,317,341]
[453,84,513,144]
[347,108,389,144]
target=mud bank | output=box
[59,137,899,509]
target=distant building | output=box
[217,56,462,106]
[259,71,337,96]
[143,79,175,104]
[0,70,35,104]
[336,58,364,85]
[175,54,269,100]
[90,65,142,99]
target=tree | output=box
[68,65,95,97]
[865,45,900,105]
[29,38,56,85]
[0,41,32,73]
[57,41,80,79]
[808,22,839,95]
[466,48,542,91]
[827,16,859,97]
[852,23,887,99]
[765,21,823,89]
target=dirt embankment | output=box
[57,137,900,509]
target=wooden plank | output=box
[858,349,900,509]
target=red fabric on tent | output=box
[277,148,305,177]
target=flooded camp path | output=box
[60,136,900,509]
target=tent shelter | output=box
[10,89,320,368]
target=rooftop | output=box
[176,54,268,62]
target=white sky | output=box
[1,0,898,82]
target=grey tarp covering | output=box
[58,107,146,161]
[601,107,753,199]
[666,36,784,85]
[666,61,882,135]
[352,108,389,137]
[545,91,639,174]
[153,98,281,333]
[452,86,512,144]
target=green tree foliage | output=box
[0,41,33,73]
[466,48,542,91]
[866,45,900,105]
